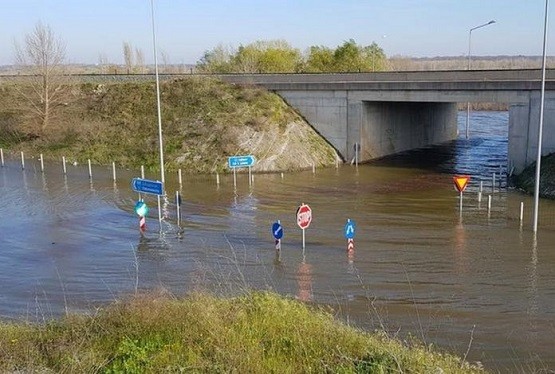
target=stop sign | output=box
[296,203,312,229]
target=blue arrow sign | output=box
[271,222,283,240]
[344,219,356,239]
[228,155,256,168]
[131,178,164,196]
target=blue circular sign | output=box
[344,219,356,239]
[271,222,283,239]
[134,200,149,217]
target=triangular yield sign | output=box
[453,175,470,192]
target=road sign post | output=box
[228,155,256,168]
[175,191,182,228]
[453,175,470,215]
[344,219,356,252]
[134,200,149,232]
[296,203,312,250]
[132,178,164,196]
[132,177,164,230]
[228,155,256,188]
[272,220,283,250]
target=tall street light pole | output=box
[533,0,549,233]
[150,0,165,183]
[150,0,165,186]
[150,0,166,228]
[466,20,496,139]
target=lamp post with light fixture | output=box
[465,20,496,139]
[533,0,549,233]
[150,0,165,227]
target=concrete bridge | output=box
[220,69,555,173]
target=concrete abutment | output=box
[278,90,458,163]
[509,92,555,174]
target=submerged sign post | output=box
[132,178,164,196]
[453,175,470,215]
[134,200,149,232]
[131,178,164,231]
[228,155,256,168]
[344,219,356,252]
[271,220,284,250]
[228,155,256,188]
[296,203,312,250]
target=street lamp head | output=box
[470,20,497,32]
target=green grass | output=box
[0,291,485,373]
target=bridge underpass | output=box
[360,101,457,162]
[219,70,555,173]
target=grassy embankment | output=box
[512,153,555,199]
[0,77,337,173]
[0,291,485,373]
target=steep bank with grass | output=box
[513,152,555,199]
[0,291,484,373]
[0,77,337,173]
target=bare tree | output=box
[98,52,109,74]
[161,49,170,73]
[14,21,67,133]
[135,47,145,73]
[123,41,134,73]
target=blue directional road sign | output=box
[131,178,164,196]
[228,155,256,168]
[272,221,284,240]
[344,219,356,239]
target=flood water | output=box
[1,111,554,372]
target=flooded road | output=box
[1,111,554,372]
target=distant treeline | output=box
[388,55,555,71]
[2,50,554,76]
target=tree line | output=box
[196,39,386,74]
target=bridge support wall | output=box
[509,92,555,174]
[277,90,457,162]
[277,90,349,158]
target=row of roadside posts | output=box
[0,150,523,234]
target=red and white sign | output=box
[347,238,354,252]
[453,175,470,193]
[296,203,312,230]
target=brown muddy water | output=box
[0,112,554,372]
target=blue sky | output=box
[1,1,552,65]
